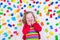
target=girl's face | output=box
[26,13,35,24]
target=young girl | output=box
[22,11,42,40]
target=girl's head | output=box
[22,11,36,24]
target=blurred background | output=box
[0,0,60,40]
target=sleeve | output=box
[22,24,30,34]
[32,22,42,32]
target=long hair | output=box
[22,11,36,24]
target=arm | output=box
[32,22,42,32]
[22,24,30,34]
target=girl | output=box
[22,11,42,40]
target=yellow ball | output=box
[49,31,54,35]
[0,30,4,34]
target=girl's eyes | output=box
[27,16,33,19]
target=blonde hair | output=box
[22,11,36,24]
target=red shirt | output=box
[22,22,42,40]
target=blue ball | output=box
[36,1,39,4]
[7,0,9,2]
[21,7,23,9]
[55,17,58,20]
[32,5,34,7]
[14,27,18,30]
[58,16,60,18]
[46,18,48,21]
[3,5,7,8]
[7,20,10,22]
[3,32,8,37]
[2,38,5,40]
[51,2,54,5]
[29,4,31,6]
[55,1,58,4]
[20,12,23,17]
[8,24,12,27]
[37,5,40,8]
[24,5,26,7]
[50,25,53,29]
[0,2,3,5]
[11,17,16,21]
[11,13,14,16]
[13,4,16,8]
[43,2,46,4]
[54,10,56,12]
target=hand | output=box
[31,20,35,25]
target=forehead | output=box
[26,13,33,17]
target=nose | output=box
[28,19,31,22]
[28,18,32,22]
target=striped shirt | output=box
[26,26,39,39]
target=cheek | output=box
[31,18,34,21]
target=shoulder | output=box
[23,24,30,28]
